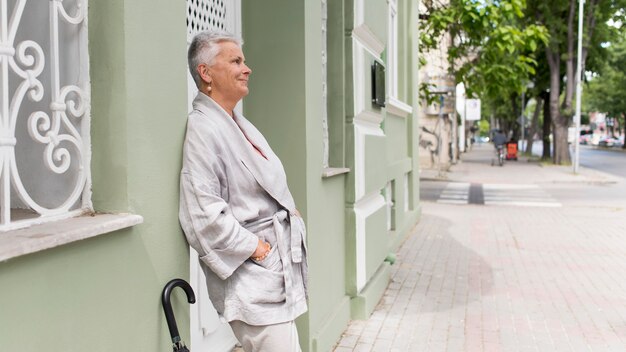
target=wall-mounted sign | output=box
[465,99,481,121]
[371,61,386,108]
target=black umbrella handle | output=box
[162,278,196,344]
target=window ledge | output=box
[386,97,413,118]
[322,167,350,178]
[0,213,143,262]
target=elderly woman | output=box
[179,31,308,352]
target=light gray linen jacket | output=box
[179,93,308,326]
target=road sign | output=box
[466,99,481,121]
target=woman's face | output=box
[207,41,251,103]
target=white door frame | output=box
[185,1,242,351]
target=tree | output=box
[586,34,626,148]
[527,0,626,164]
[419,0,549,112]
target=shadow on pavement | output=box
[379,213,493,314]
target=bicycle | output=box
[491,145,505,166]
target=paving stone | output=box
[333,145,626,352]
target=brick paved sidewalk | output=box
[334,204,626,352]
[333,146,626,352]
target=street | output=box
[579,146,626,179]
[335,144,626,351]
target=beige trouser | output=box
[229,320,302,352]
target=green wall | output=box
[0,1,190,351]
[344,0,422,321]
[243,0,421,350]
[242,1,351,351]
[0,1,423,352]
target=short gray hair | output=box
[188,31,243,88]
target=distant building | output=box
[418,1,457,169]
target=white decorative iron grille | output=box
[0,0,91,231]
[187,0,227,40]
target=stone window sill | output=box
[322,167,350,178]
[0,213,143,262]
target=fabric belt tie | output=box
[272,210,303,264]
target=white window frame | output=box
[386,0,412,117]
[388,0,398,99]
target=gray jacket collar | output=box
[192,93,296,212]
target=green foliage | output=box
[586,34,626,125]
[420,0,549,102]
[478,119,491,137]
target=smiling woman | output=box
[179,31,308,352]
[198,41,251,115]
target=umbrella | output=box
[162,278,196,352]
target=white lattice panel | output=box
[187,0,227,40]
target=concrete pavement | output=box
[333,144,626,351]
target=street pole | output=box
[573,0,584,174]
[460,97,466,153]
[438,95,444,177]
[451,93,458,164]
[519,88,526,154]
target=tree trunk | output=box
[553,123,571,165]
[542,92,551,160]
[563,0,577,113]
[511,94,520,141]
[546,45,571,164]
[526,97,542,155]
[622,115,626,150]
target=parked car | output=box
[598,136,620,147]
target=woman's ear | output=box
[198,63,212,85]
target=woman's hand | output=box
[251,239,271,261]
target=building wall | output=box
[241,3,351,351]
[0,1,422,352]
[0,1,190,351]
[244,1,421,351]
[417,3,456,169]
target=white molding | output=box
[354,191,386,290]
[386,96,413,117]
[354,110,384,199]
[404,173,410,211]
[354,0,364,31]
[354,130,365,200]
[385,182,393,231]
[353,38,365,116]
[355,109,384,128]
[387,0,399,101]
[355,191,386,215]
[352,25,385,58]
[354,120,384,200]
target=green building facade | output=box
[0,1,421,351]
